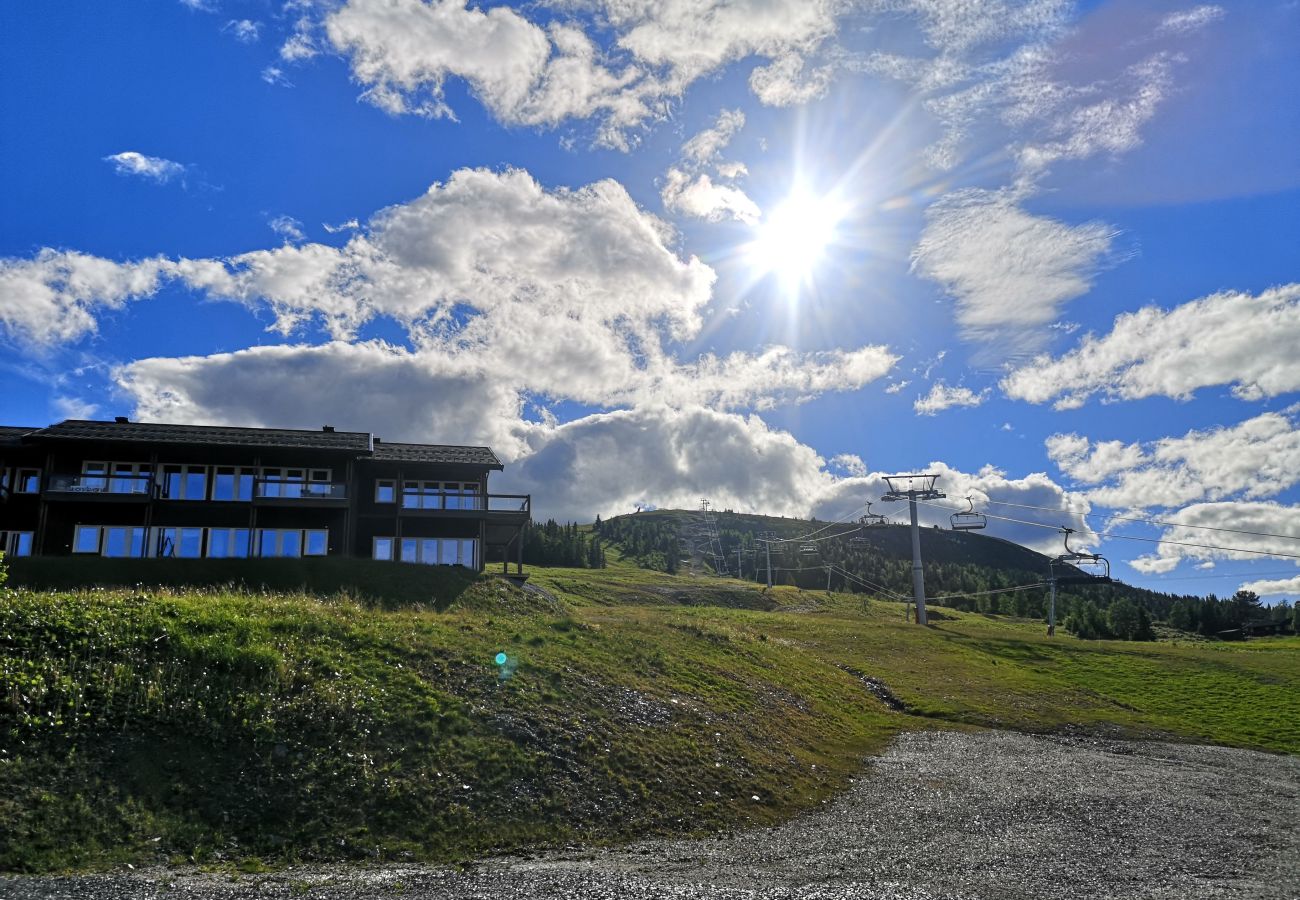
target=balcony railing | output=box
[254,479,347,500]
[397,492,530,516]
[486,494,531,515]
[47,473,157,496]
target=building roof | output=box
[0,425,38,448]
[18,420,502,468]
[32,419,373,452]
[370,441,503,469]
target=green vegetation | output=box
[2,544,1297,873]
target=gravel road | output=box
[5,730,1298,900]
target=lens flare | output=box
[749,189,848,287]
[494,652,508,666]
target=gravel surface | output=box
[5,730,1298,900]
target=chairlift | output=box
[950,496,987,531]
[1050,527,1111,585]
[851,503,888,545]
[799,542,819,556]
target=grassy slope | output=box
[2,558,1297,872]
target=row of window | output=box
[373,536,477,568]
[72,525,329,559]
[1,530,33,556]
[375,480,482,509]
[69,462,339,501]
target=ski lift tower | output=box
[882,474,945,625]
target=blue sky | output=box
[2,0,1298,599]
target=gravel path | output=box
[5,730,1298,900]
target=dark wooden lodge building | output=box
[0,419,529,572]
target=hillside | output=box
[3,557,1297,872]
[597,508,1204,620]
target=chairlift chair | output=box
[1050,527,1111,585]
[950,497,987,531]
[799,542,819,556]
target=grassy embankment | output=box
[2,556,1297,872]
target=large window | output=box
[73,525,101,554]
[160,465,208,500]
[390,536,476,568]
[0,531,33,557]
[401,482,479,510]
[207,528,251,558]
[256,528,327,558]
[375,480,395,503]
[259,468,333,499]
[102,526,147,558]
[157,526,204,558]
[212,467,255,502]
[80,461,152,494]
[15,469,40,493]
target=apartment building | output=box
[0,419,530,573]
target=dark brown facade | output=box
[0,419,529,573]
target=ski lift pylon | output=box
[950,496,987,531]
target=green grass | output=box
[2,559,1296,873]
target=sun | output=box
[749,189,847,286]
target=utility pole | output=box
[758,531,774,588]
[826,565,832,596]
[1047,578,1056,637]
[881,474,945,626]
[736,546,743,580]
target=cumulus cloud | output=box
[501,404,833,522]
[748,53,833,106]
[116,341,531,461]
[661,169,760,223]
[681,108,746,163]
[1237,574,1300,599]
[1046,411,1300,511]
[1002,284,1300,408]
[914,381,989,416]
[0,250,172,346]
[268,215,306,243]
[811,461,1096,555]
[3,168,894,414]
[103,151,186,184]
[911,189,1116,348]
[308,0,846,146]
[1127,501,1300,573]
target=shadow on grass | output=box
[7,556,476,611]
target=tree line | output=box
[520,520,607,569]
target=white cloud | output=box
[6,168,891,415]
[884,380,909,394]
[223,19,260,43]
[323,218,360,234]
[911,189,1116,348]
[1002,284,1300,408]
[681,108,745,163]
[502,404,833,522]
[1047,411,1300,511]
[660,169,760,223]
[748,53,833,106]
[178,0,215,11]
[309,0,846,146]
[268,215,306,243]
[103,151,186,184]
[1237,575,1300,599]
[830,453,867,478]
[811,461,1096,556]
[116,341,531,461]
[914,381,989,416]
[1158,5,1225,36]
[261,66,293,87]
[0,250,172,346]
[1127,501,1300,573]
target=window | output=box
[373,537,394,561]
[256,528,327,558]
[81,461,109,491]
[402,481,441,509]
[73,525,101,554]
[160,465,208,500]
[0,531,33,557]
[156,526,204,558]
[102,526,147,558]
[207,528,251,558]
[390,536,477,567]
[212,467,255,502]
[15,469,40,493]
[375,480,395,503]
[111,462,151,494]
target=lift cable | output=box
[979,498,1300,544]
[912,499,1300,562]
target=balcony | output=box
[252,479,348,507]
[398,492,530,524]
[44,473,156,502]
